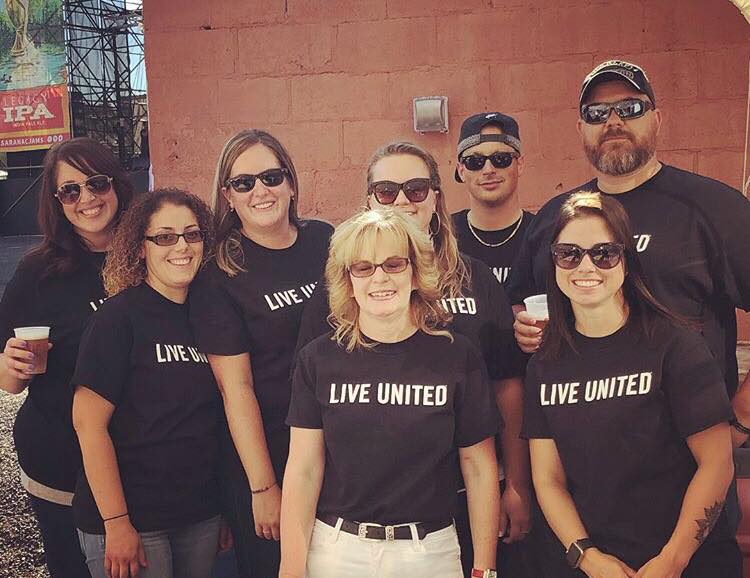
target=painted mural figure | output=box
[6,0,30,56]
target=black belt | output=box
[318,514,452,541]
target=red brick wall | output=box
[143,0,750,339]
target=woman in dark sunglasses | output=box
[189,129,333,578]
[296,141,524,578]
[282,208,500,578]
[523,191,740,578]
[0,137,134,578]
[72,189,227,578]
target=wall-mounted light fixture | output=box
[413,96,448,134]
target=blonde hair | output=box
[366,141,469,299]
[103,188,214,296]
[211,129,300,277]
[326,208,452,352]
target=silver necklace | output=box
[466,211,524,248]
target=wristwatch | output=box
[471,570,497,578]
[566,538,594,569]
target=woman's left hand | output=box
[636,552,688,578]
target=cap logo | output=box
[485,113,498,118]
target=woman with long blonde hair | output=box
[189,129,332,577]
[281,208,500,578]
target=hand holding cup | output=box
[7,327,51,377]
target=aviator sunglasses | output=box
[348,257,410,278]
[225,168,289,193]
[55,174,113,205]
[460,151,519,171]
[144,230,207,247]
[580,98,653,125]
[551,242,625,270]
[368,178,432,205]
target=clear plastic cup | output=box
[14,326,50,375]
[523,294,549,329]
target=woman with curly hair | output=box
[281,208,500,578]
[188,130,333,577]
[71,189,224,578]
[0,137,134,578]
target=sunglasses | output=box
[367,178,432,205]
[144,230,206,246]
[55,174,113,205]
[460,151,519,171]
[551,242,625,270]
[580,98,653,124]
[348,256,410,278]
[225,168,289,193]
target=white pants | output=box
[306,518,463,578]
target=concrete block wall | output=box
[143,0,750,337]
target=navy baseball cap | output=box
[455,112,521,182]
[580,60,656,106]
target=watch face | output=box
[566,543,583,568]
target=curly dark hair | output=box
[28,137,135,279]
[102,188,214,296]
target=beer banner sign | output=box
[0,0,70,152]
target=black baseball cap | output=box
[579,60,656,107]
[455,112,521,182]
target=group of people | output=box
[0,59,748,578]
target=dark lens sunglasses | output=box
[144,230,206,247]
[460,151,519,171]
[55,174,113,205]
[348,257,410,278]
[225,168,289,193]
[551,242,625,270]
[580,98,653,125]
[367,178,432,205]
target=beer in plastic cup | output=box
[14,326,50,375]
[523,294,549,329]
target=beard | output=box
[583,124,658,176]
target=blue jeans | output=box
[78,515,221,578]
[28,494,91,578]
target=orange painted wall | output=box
[142,0,750,339]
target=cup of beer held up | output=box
[523,294,549,330]
[14,326,50,375]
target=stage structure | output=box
[63,0,147,169]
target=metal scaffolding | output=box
[63,0,147,169]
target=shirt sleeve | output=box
[72,302,133,405]
[286,344,323,429]
[188,266,250,356]
[521,358,552,439]
[710,186,750,311]
[662,327,734,438]
[454,342,500,448]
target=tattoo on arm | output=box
[694,501,724,544]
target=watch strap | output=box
[471,570,497,578]
[566,538,594,569]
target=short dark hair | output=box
[539,191,684,360]
[28,137,135,278]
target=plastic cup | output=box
[14,326,50,375]
[523,294,549,329]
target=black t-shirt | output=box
[452,209,535,284]
[505,165,750,395]
[189,220,333,443]
[72,283,221,533]
[288,330,498,524]
[522,318,734,569]
[0,250,107,493]
[297,254,524,382]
